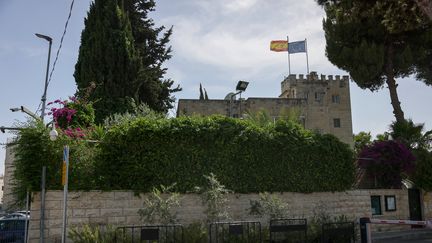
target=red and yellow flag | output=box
[270,40,288,52]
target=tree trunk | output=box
[385,44,405,123]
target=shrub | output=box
[48,97,95,130]
[13,115,355,200]
[195,173,231,223]
[138,184,180,224]
[12,121,100,204]
[412,149,432,191]
[249,192,289,219]
[95,116,355,193]
[358,140,416,188]
[68,224,119,243]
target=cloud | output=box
[159,0,329,78]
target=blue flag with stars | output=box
[288,41,306,53]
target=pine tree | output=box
[74,0,140,123]
[123,0,181,113]
[317,0,432,123]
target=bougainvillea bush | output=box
[48,97,95,130]
[48,97,95,139]
[358,140,416,188]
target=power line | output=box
[46,0,75,88]
[35,0,75,117]
[35,101,42,117]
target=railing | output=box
[321,222,355,243]
[208,221,262,243]
[115,224,184,243]
[269,218,307,243]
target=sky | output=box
[1,0,431,175]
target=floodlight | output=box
[236,80,249,91]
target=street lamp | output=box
[235,80,249,118]
[35,33,53,122]
[10,106,41,121]
[0,126,22,133]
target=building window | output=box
[314,92,325,102]
[333,118,341,128]
[371,196,382,215]
[332,95,340,104]
[385,195,396,211]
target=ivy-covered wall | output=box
[13,116,355,203]
[96,116,355,192]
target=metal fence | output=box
[321,222,355,243]
[115,224,184,243]
[269,218,307,243]
[209,221,262,243]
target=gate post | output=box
[359,217,370,243]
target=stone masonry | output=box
[177,72,353,146]
[27,189,427,242]
[2,139,18,211]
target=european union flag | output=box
[288,41,306,53]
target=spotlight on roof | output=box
[236,80,249,92]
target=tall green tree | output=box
[123,0,181,113]
[75,0,180,122]
[74,0,140,123]
[317,0,432,123]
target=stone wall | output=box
[27,189,423,242]
[423,191,432,219]
[3,139,18,211]
[177,72,354,146]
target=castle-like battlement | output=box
[283,71,349,83]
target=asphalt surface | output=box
[373,229,432,243]
[376,237,432,243]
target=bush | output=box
[138,184,180,224]
[68,224,120,243]
[412,149,432,191]
[358,140,415,188]
[12,121,100,204]
[95,116,354,193]
[14,115,355,199]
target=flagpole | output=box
[305,38,309,74]
[287,36,291,75]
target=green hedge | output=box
[12,116,355,203]
[95,116,355,193]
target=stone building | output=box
[177,72,353,146]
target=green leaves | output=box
[95,116,355,193]
[13,116,355,204]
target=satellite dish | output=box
[224,92,236,100]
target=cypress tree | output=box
[123,0,181,113]
[317,0,432,123]
[199,83,204,100]
[74,0,140,123]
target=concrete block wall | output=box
[28,189,418,242]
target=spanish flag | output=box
[270,40,288,52]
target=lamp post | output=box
[10,106,42,121]
[35,33,52,122]
[235,80,249,118]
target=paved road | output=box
[376,237,432,243]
